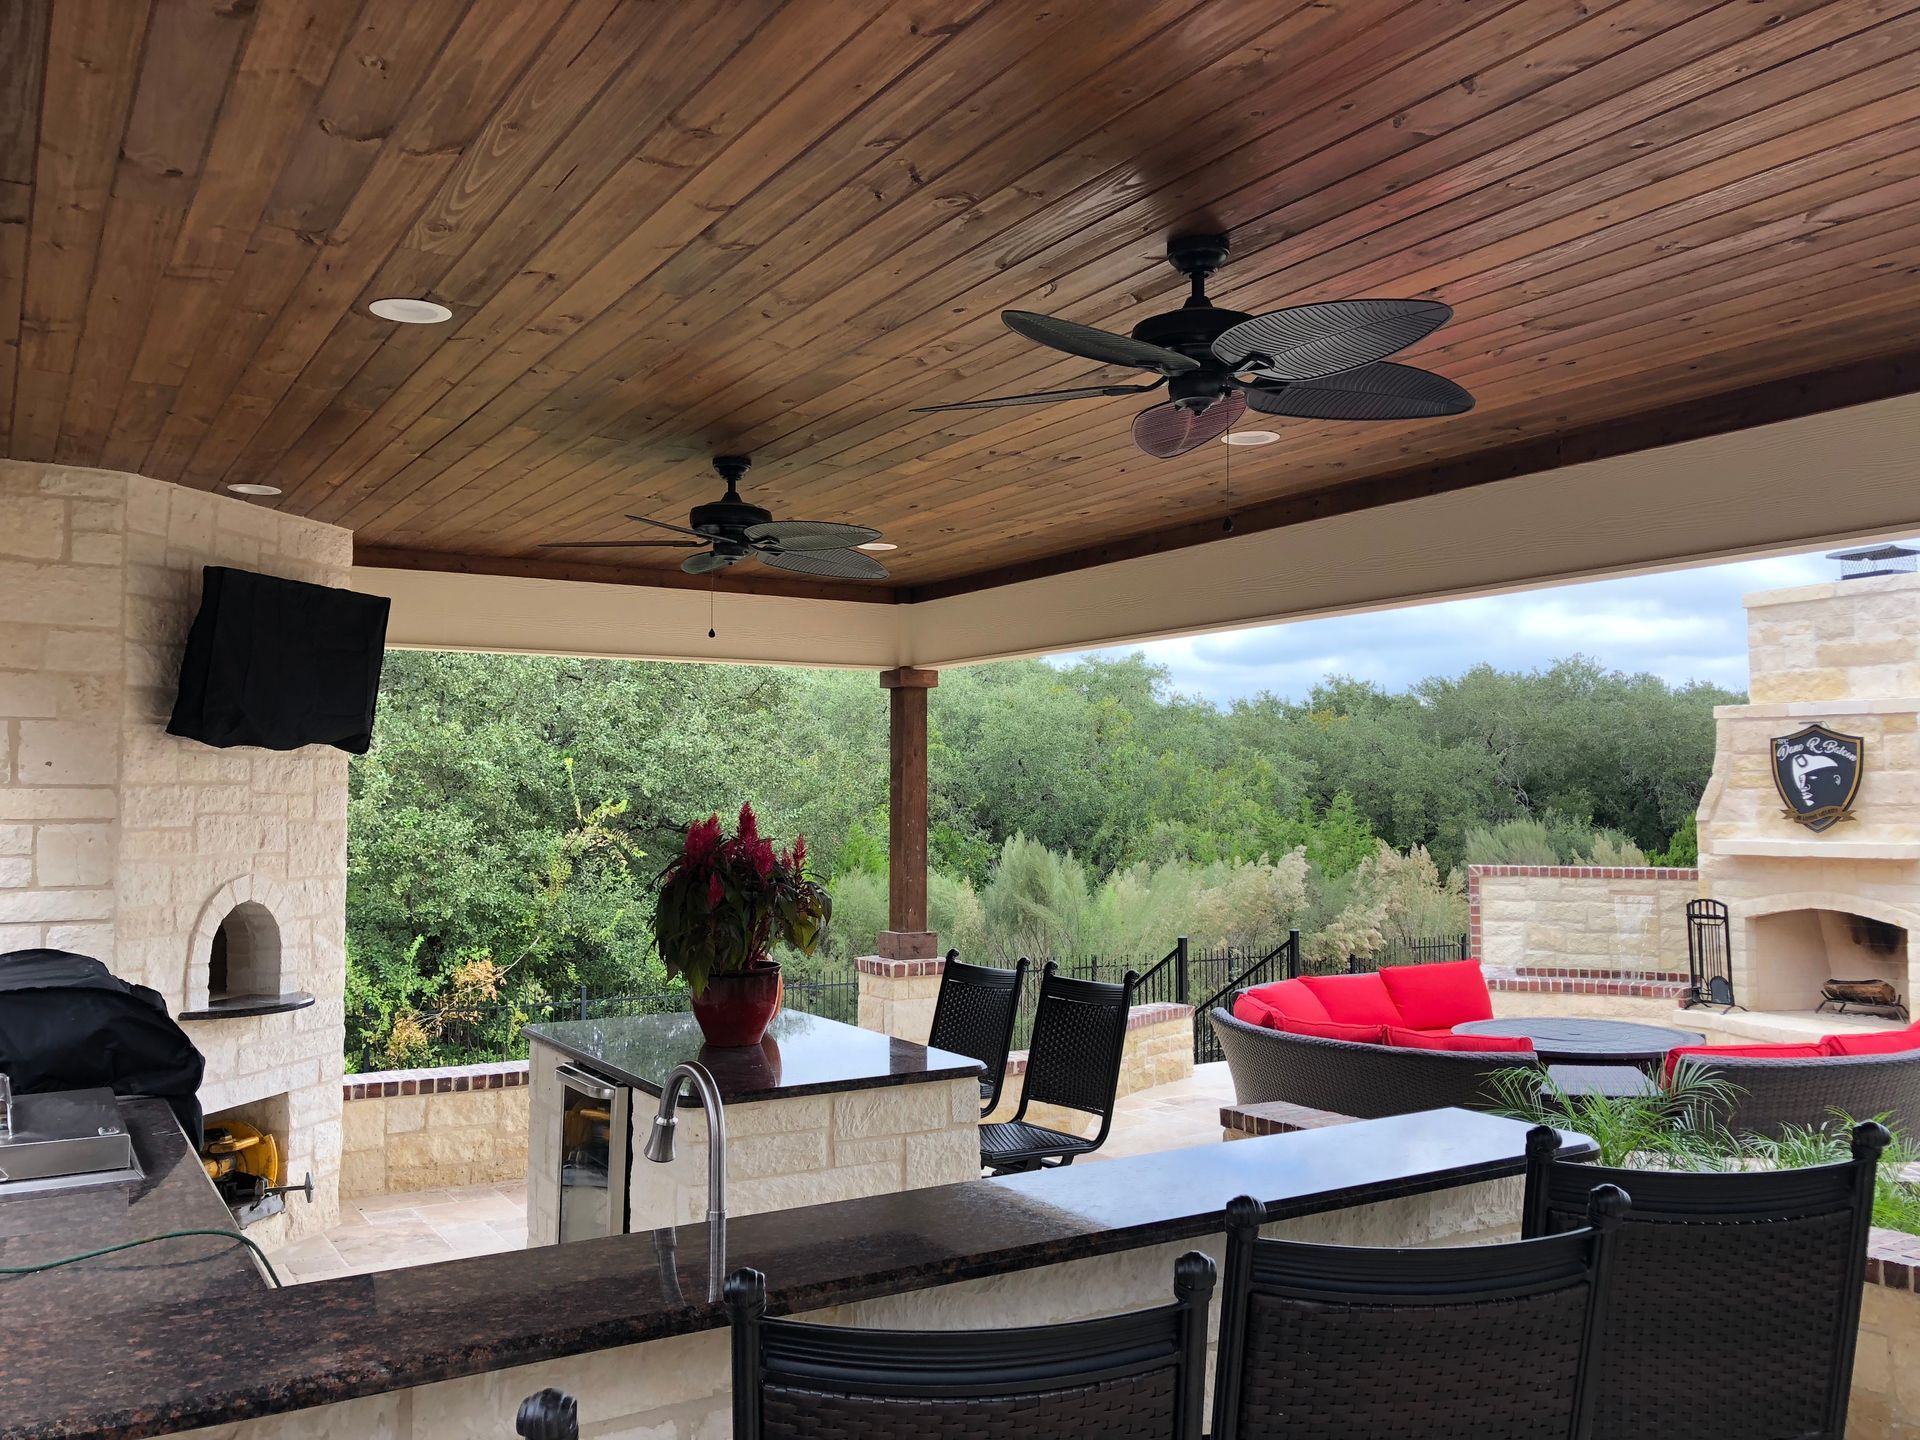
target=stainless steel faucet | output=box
[642,1061,727,1295]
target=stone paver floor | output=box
[280,1064,1238,1283]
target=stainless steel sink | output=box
[0,1086,141,1196]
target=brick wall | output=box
[0,461,354,1242]
[1466,864,1698,976]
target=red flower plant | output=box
[650,802,831,996]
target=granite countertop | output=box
[1,1107,1589,1439]
[525,1009,983,1103]
[0,1098,265,1317]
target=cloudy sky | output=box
[1067,541,1912,706]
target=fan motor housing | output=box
[1129,305,1251,364]
[689,498,772,537]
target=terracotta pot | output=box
[689,961,783,1047]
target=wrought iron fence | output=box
[1190,931,1303,1065]
[349,973,859,1072]
[1366,933,1471,969]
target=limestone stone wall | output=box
[340,1064,531,1200]
[1466,864,1698,974]
[0,461,354,1242]
[854,954,943,1042]
[169,1173,1520,1440]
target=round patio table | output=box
[1451,1016,1705,1066]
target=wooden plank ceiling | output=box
[5,0,1920,602]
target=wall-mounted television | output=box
[167,567,390,754]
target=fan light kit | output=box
[915,233,1471,457]
[225,483,282,496]
[856,540,897,551]
[543,456,891,581]
[368,297,452,324]
[1223,430,1280,447]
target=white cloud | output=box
[1059,542,1900,705]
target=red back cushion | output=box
[1821,1024,1920,1057]
[1281,1016,1388,1046]
[1231,992,1283,1029]
[1379,960,1494,1030]
[1386,1025,1533,1054]
[1297,971,1401,1026]
[1242,978,1331,1024]
[1664,1042,1825,1082]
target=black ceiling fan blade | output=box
[1131,393,1245,459]
[1213,299,1453,380]
[913,380,1165,413]
[745,519,881,552]
[540,539,704,549]
[624,513,714,542]
[755,547,889,580]
[680,550,737,575]
[1003,311,1199,375]
[1239,363,1474,420]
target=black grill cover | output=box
[167,565,390,754]
[0,949,206,1146]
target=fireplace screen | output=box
[1686,899,1740,1010]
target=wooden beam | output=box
[879,664,937,959]
[901,347,1920,603]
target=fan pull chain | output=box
[1222,434,1235,533]
[708,577,716,639]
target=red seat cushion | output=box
[1241,977,1331,1024]
[1664,1042,1825,1082]
[1281,1016,1388,1046]
[1231,992,1283,1029]
[1820,1024,1920,1057]
[1297,971,1402,1026]
[1379,960,1494,1031]
[1386,1026,1533,1054]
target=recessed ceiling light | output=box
[226,483,282,497]
[857,540,898,552]
[368,297,452,324]
[1223,429,1281,446]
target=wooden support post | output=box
[877,666,938,961]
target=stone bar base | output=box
[172,1176,1520,1440]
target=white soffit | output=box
[365,391,1920,670]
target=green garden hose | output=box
[0,1228,284,1287]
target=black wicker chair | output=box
[927,951,1028,1115]
[1671,1047,1920,1137]
[979,962,1137,1174]
[1209,1005,1541,1118]
[1522,1120,1890,1440]
[1210,1186,1628,1440]
[726,1252,1215,1440]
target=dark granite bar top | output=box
[524,1009,982,1104]
[0,1098,266,1318]
[2,1107,1588,1440]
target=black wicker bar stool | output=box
[978,961,1137,1175]
[1523,1119,1890,1440]
[726,1252,1215,1439]
[927,951,1028,1115]
[1210,1183,1629,1440]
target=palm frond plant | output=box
[1483,1065,1741,1169]
[1740,1114,1920,1234]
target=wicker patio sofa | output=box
[1671,1046,1920,1137]
[1209,1006,1539,1118]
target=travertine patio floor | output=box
[277,1063,1238,1284]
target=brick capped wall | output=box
[0,461,354,1242]
[1467,864,1699,976]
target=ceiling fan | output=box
[915,233,1473,457]
[542,455,889,579]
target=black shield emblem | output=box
[1771,724,1865,832]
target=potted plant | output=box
[650,803,830,1047]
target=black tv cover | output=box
[167,566,390,754]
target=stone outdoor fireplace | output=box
[0,462,355,1242]
[1697,567,1920,1016]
